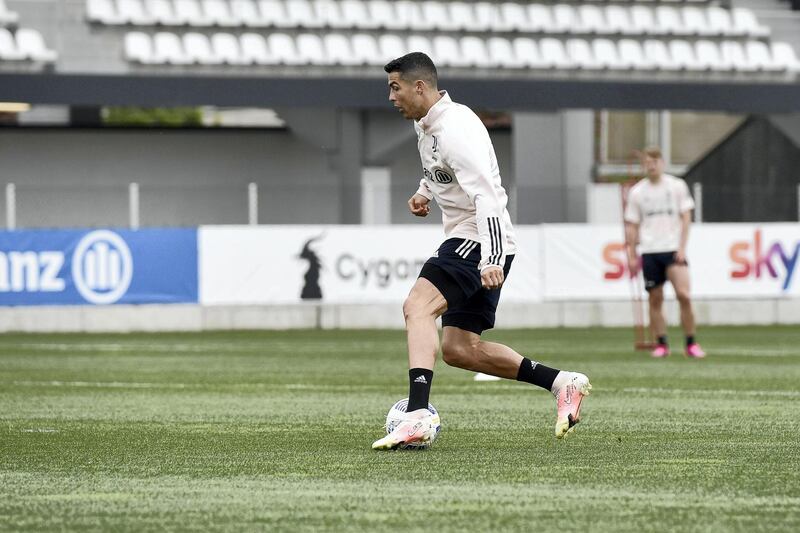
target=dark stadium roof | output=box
[2,73,800,112]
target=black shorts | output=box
[418,238,514,335]
[642,251,687,291]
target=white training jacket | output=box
[413,91,517,271]
[623,174,695,254]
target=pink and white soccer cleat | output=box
[555,372,592,439]
[685,343,706,358]
[651,344,670,358]
[372,408,438,450]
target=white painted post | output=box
[129,182,139,230]
[360,168,391,225]
[693,182,703,223]
[6,183,16,230]
[248,182,258,225]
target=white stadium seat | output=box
[604,6,636,36]
[474,2,508,32]
[499,3,532,33]
[407,34,434,58]
[512,37,545,69]
[340,0,374,30]
[239,32,272,64]
[146,0,183,25]
[681,7,714,37]
[174,0,213,26]
[643,40,680,71]
[745,40,780,72]
[669,39,703,71]
[367,1,397,30]
[153,31,190,64]
[323,32,359,65]
[259,0,291,28]
[706,6,737,37]
[15,28,57,62]
[539,37,572,69]
[314,0,345,29]
[87,0,126,25]
[567,38,601,70]
[577,5,612,35]
[268,32,302,64]
[592,38,625,69]
[285,0,323,29]
[720,40,757,73]
[552,4,579,34]
[0,27,25,60]
[182,32,221,64]
[433,35,467,67]
[117,0,156,25]
[230,0,265,27]
[618,39,655,71]
[656,6,690,36]
[211,32,247,64]
[379,0,409,30]
[203,0,240,27]
[487,36,524,69]
[694,40,729,71]
[460,36,492,68]
[424,2,457,32]
[0,0,20,26]
[450,2,481,32]
[350,33,382,65]
[630,6,661,36]
[125,31,154,63]
[732,8,769,38]
[296,33,327,65]
[526,5,552,34]
[461,2,492,32]
[378,34,405,63]
[771,42,800,73]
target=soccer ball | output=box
[385,398,441,449]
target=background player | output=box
[624,147,706,359]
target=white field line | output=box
[0,342,386,354]
[5,380,800,398]
[1,343,797,357]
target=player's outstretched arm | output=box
[408,193,431,217]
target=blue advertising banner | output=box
[0,228,198,306]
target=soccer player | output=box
[372,53,592,450]
[624,147,706,359]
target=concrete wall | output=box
[0,125,516,228]
[1,299,799,332]
[0,128,340,226]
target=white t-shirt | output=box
[623,174,695,254]
[413,91,517,271]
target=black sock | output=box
[407,368,434,412]
[658,335,668,346]
[516,358,559,391]
[686,335,695,347]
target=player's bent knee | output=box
[441,341,476,369]
[402,296,434,322]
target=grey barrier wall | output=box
[0,126,516,228]
[2,300,799,333]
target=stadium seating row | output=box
[0,28,57,62]
[0,0,18,27]
[124,31,800,73]
[89,0,771,38]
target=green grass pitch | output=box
[1,326,799,532]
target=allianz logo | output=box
[0,230,133,304]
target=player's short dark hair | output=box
[384,52,438,88]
